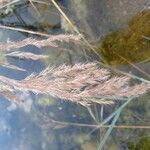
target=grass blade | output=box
[98,110,121,150]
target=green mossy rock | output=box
[98,10,150,64]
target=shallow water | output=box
[0,1,150,150]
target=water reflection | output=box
[0,0,149,150]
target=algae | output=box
[98,10,150,64]
[36,97,55,106]
[128,137,150,150]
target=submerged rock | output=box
[97,10,150,64]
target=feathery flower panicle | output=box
[0,90,20,103]
[0,34,82,50]
[0,0,8,3]
[0,63,149,106]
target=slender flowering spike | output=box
[5,51,48,60]
[0,61,26,71]
[0,63,149,106]
[0,34,81,50]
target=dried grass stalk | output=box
[0,63,149,106]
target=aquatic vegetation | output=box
[128,137,150,150]
[98,10,150,64]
